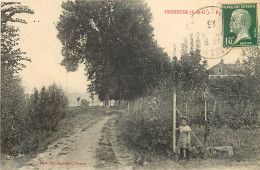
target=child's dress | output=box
[178,125,191,149]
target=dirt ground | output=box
[1,108,136,170]
[97,116,260,170]
[1,107,106,170]
[95,115,136,169]
[2,107,260,170]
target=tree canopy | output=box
[57,0,170,104]
[1,2,34,73]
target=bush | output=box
[116,87,176,159]
[81,99,90,107]
[1,70,19,154]
[1,78,68,155]
[27,84,68,131]
[117,111,173,159]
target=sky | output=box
[8,0,259,94]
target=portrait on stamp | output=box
[229,9,252,44]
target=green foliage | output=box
[208,76,259,129]
[1,2,34,154]
[116,28,259,158]
[117,77,258,158]
[206,102,258,130]
[242,47,260,77]
[1,80,68,155]
[1,69,16,154]
[117,98,173,158]
[191,125,257,160]
[117,82,176,158]
[116,41,211,157]
[1,2,34,73]
[81,99,90,107]
[165,34,208,92]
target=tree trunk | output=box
[185,103,188,115]
[118,99,121,109]
[128,101,130,113]
[129,100,135,113]
[104,93,110,109]
[213,101,217,126]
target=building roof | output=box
[208,58,244,75]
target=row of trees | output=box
[57,0,170,107]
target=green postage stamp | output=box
[222,3,258,47]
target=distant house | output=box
[208,58,244,79]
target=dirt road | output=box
[9,107,260,170]
[19,115,115,170]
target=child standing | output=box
[177,116,191,160]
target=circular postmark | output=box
[186,6,232,59]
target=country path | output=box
[19,114,116,170]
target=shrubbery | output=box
[117,86,175,159]
[1,76,68,155]
[81,99,90,107]
[116,83,259,160]
[117,99,173,157]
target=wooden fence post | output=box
[203,91,209,144]
[173,88,176,153]
[205,99,207,121]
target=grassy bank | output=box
[1,106,104,170]
[116,103,260,164]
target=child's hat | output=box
[180,115,189,121]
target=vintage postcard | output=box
[1,0,260,170]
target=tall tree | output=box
[1,2,34,72]
[1,2,33,154]
[178,34,208,92]
[180,37,188,57]
[57,0,169,107]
